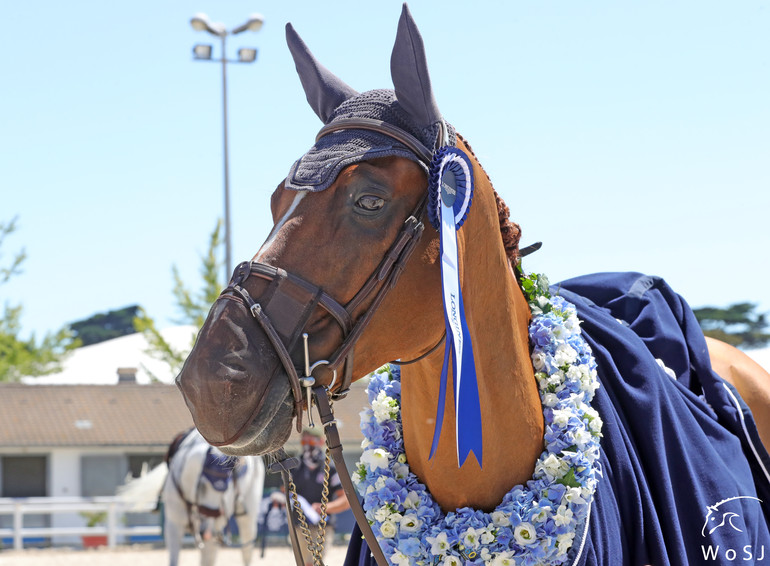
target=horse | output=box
[175,5,770,565]
[122,429,265,566]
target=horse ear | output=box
[286,23,359,124]
[390,4,443,133]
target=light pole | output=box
[190,12,264,283]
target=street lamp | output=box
[190,12,264,282]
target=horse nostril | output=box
[220,353,256,376]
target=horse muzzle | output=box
[176,262,352,449]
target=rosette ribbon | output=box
[426,146,483,468]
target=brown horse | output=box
[177,5,770,564]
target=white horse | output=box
[121,429,265,566]
[163,429,264,566]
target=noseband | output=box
[217,119,433,438]
[220,196,426,434]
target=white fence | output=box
[0,496,161,551]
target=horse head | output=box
[176,5,460,456]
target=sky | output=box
[2,1,769,342]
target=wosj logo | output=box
[701,496,765,561]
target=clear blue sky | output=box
[2,1,769,340]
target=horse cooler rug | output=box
[345,272,770,566]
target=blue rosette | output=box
[427,146,475,231]
[426,146,482,468]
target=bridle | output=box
[218,117,435,438]
[220,195,426,435]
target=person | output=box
[290,427,350,566]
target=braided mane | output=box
[458,134,522,266]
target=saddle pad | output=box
[202,448,245,492]
[559,272,770,565]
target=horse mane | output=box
[457,134,523,266]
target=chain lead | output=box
[288,445,333,566]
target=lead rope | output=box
[313,386,389,566]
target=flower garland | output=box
[353,273,603,566]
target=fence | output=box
[0,496,160,551]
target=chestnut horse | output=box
[177,5,770,565]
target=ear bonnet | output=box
[284,4,456,192]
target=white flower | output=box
[361,448,390,471]
[427,532,450,555]
[584,406,603,435]
[554,344,578,367]
[374,505,394,523]
[531,351,547,371]
[403,491,420,510]
[397,453,407,464]
[372,391,397,423]
[564,314,581,334]
[393,462,409,479]
[556,531,576,555]
[380,519,397,538]
[513,522,537,546]
[399,513,422,533]
[536,453,569,481]
[564,487,586,505]
[489,551,516,566]
[441,556,462,566]
[461,527,481,549]
[542,392,559,407]
[572,427,594,450]
[490,511,511,527]
[551,408,572,428]
[480,528,496,544]
[391,550,411,566]
[566,365,582,381]
[553,504,573,527]
[530,504,551,523]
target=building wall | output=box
[0,446,166,547]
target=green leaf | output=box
[556,468,581,488]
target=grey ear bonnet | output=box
[284,4,455,192]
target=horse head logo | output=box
[702,496,763,537]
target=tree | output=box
[0,217,79,382]
[693,302,770,349]
[70,305,141,346]
[133,219,224,380]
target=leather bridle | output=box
[220,193,427,435]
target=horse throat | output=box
[401,164,544,513]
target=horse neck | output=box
[401,142,544,513]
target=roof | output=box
[21,326,197,385]
[0,383,193,448]
[0,380,370,451]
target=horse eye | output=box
[356,195,385,212]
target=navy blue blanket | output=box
[345,272,770,565]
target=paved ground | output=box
[0,544,350,565]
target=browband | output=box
[317,117,434,165]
